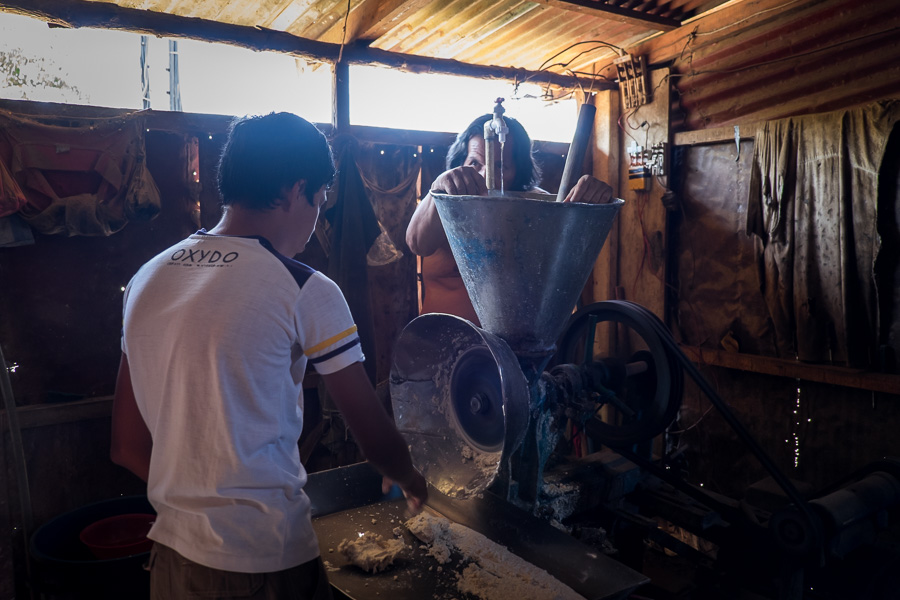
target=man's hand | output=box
[563,175,614,204]
[323,362,429,516]
[430,166,488,196]
[382,472,428,516]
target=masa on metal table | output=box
[306,462,648,600]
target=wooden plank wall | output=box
[665,108,900,496]
[614,68,671,320]
[591,0,900,133]
[583,0,900,498]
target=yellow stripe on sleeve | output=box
[304,325,358,356]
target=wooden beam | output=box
[532,0,681,31]
[673,122,761,145]
[0,98,572,154]
[0,98,239,133]
[0,396,112,432]
[341,42,608,88]
[348,124,455,148]
[347,125,570,152]
[0,0,596,89]
[680,345,900,396]
[0,0,340,59]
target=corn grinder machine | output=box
[389,190,698,518]
[389,190,900,598]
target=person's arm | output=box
[406,166,488,257]
[322,362,427,512]
[563,174,614,204]
[110,354,152,482]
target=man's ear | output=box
[281,181,307,210]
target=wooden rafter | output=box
[533,0,681,30]
[317,0,382,44]
[359,0,434,41]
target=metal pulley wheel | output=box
[554,301,683,446]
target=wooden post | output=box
[591,88,621,308]
[615,67,671,321]
[332,60,350,135]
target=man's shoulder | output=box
[276,255,318,288]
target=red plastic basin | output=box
[79,513,155,560]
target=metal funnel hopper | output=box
[433,191,623,356]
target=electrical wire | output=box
[513,39,622,102]
[537,44,620,75]
[566,68,587,100]
[337,0,352,64]
[536,40,624,73]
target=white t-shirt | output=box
[122,231,364,572]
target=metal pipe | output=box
[556,102,596,202]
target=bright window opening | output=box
[0,12,332,122]
[349,65,578,143]
[1,11,578,141]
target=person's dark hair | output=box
[445,114,541,192]
[217,112,335,209]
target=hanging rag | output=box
[0,152,26,217]
[356,148,420,266]
[747,99,900,365]
[325,138,382,383]
[0,112,161,236]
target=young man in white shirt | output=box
[112,112,426,599]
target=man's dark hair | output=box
[445,114,541,192]
[217,112,335,209]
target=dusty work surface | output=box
[315,500,476,599]
[307,463,648,600]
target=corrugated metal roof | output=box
[8,0,897,132]
[78,0,728,72]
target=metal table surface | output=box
[306,463,648,600]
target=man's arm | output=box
[406,166,487,257]
[110,354,152,482]
[322,361,427,512]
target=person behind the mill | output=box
[111,111,427,599]
[406,112,615,325]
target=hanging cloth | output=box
[747,99,900,365]
[0,112,161,236]
[355,146,420,266]
[0,153,26,217]
[325,138,382,383]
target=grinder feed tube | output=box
[556,102,597,202]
